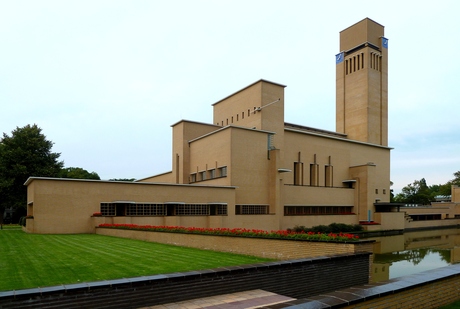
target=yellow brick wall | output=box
[342,275,460,309]
[96,228,373,260]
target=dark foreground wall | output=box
[0,253,370,309]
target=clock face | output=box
[336,52,344,64]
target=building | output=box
[25,18,404,234]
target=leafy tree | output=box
[0,124,63,226]
[59,167,100,180]
[451,171,460,186]
[394,178,432,205]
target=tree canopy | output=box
[393,171,459,205]
[0,125,64,225]
[59,167,100,180]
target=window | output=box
[219,166,227,177]
[176,204,209,216]
[383,189,386,194]
[235,205,269,215]
[294,162,304,186]
[126,204,166,216]
[310,164,319,186]
[209,169,216,179]
[200,171,206,181]
[210,204,227,215]
[100,203,115,216]
[375,189,378,194]
[325,165,333,187]
[190,173,196,183]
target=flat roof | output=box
[24,177,237,189]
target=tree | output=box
[0,124,63,226]
[394,178,432,205]
[109,178,135,182]
[452,171,460,186]
[59,167,100,180]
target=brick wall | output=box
[0,254,370,309]
[269,264,460,309]
[96,227,374,260]
[342,274,460,308]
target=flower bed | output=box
[98,223,359,242]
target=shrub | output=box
[18,216,26,227]
[290,223,363,234]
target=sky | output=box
[0,1,459,193]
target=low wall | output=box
[272,264,460,308]
[405,218,460,231]
[0,254,371,309]
[96,227,374,260]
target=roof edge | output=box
[212,79,287,106]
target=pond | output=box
[369,228,460,282]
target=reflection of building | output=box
[370,228,460,282]
[25,18,399,234]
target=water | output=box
[368,228,459,282]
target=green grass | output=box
[0,230,272,291]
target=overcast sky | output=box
[1,1,459,193]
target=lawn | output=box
[0,229,272,291]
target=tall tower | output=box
[336,18,388,146]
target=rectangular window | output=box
[219,166,227,177]
[190,173,196,183]
[294,162,303,186]
[235,205,269,215]
[210,204,227,215]
[200,171,206,181]
[383,189,386,194]
[100,203,115,216]
[176,204,209,216]
[209,169,216,179]
[375,189,378,194]
[325,165,333,187]
[310,164,319,186]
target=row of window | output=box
[190,166,227,183]
[235,205,269,215]
[101,203,359,217]
[101,203,269,216]
[293,162,334,187]
[344,52,382,75]
[284,206,353,216]
[345,52,364,75]
[101,203,228,216]
[369,52,382,71]
[216,107,259,126]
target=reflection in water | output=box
[369,228,460,282]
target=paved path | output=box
[139,289,295,309]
